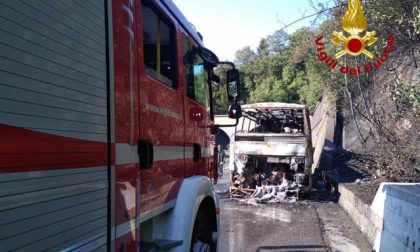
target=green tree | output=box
[233,24,332,110]
[267,29,288,55]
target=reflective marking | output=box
[116,144,212,165]
[185,147,194,159]
[154,146,184,161]
[115,218,136,239]
[116,143,139,165]
[113,200,176,239]
[138,199,176,224]
[201,147,213,158]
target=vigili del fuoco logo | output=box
[315,0,394,75]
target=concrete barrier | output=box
[371,183,420,252]
[337,184,382,246]
[310,95,336,174]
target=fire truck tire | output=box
[191,206,217,252]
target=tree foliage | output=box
[231,27,330,112]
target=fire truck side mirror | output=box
[184,47,219,68]
[228,103,242,119]
[226,69,240,102]
[196,47,219,65]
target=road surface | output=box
[215,164,372,252]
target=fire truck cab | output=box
[0,0,240,251]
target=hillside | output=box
[213,0,419,182]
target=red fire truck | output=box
[0,0,241,251]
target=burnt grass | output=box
[315,147,420,205]
[316,150,381,205]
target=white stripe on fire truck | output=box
[154,146,190,161]
[116,144,212,165]
[185,147,194,159]
[112,200,177,239]
[201,147,213,158]
[137,199,177,224]
[114,217,136,240]
[116,143,139,165]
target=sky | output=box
[172,0,334,61]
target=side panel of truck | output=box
[0,1,109,251]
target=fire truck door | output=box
[183,44,212,177]
[138,1,185,218]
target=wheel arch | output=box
[166,176,219,252]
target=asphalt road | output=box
[215,165,372,252]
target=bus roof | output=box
[241,102,308,110]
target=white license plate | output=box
[267,157,280,163]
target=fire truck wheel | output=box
[191,208,217,252]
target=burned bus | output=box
[228,103,314,202]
